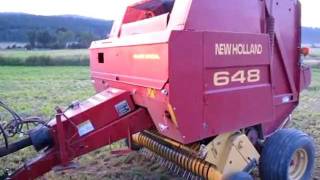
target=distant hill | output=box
[0,13,318,45]
[0,13,112,42]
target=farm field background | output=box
[0,49,89,66]
[0,48,319,179]
[0,49,88,59]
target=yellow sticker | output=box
[133,54,160,60]
[147,88,157,98]
[167,103,178,128]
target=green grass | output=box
[0,66,95,176]
[0,66,94,117]
[0,49,88,59]
[0,49,89,66]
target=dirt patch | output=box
[46,151,180,180]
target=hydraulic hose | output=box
[0,137,32,157]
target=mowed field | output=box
[0,48,319,179]
[0,49,89,59]
[0,49,89,66]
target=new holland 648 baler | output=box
[0,0,316,179]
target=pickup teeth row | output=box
[132,132,222,180]
[140,148,203,180]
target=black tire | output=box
[259,128,315,180]
[225,172,253,180]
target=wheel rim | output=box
[288,148,308,180]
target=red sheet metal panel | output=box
[166,31,274,143]
[47,88,137,139]
[185,0,265,33]
[167,31,204,143]
[90,43,168,89]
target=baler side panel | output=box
[90,43,169,90]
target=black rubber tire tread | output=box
[259,128,315,180]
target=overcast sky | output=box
[0,0,319,27]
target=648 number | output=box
[213,69,260,86]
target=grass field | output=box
[0,49,89,66]
[0,66,319,179]
[0,49,89,59]
[0,66,93,116]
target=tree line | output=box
[0,13,113,49]
[26,28,98,49]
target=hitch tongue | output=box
[29,126,53,151]
[0,137,32,158]
[0,126,53,158]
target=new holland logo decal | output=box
[215,43,263,56]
